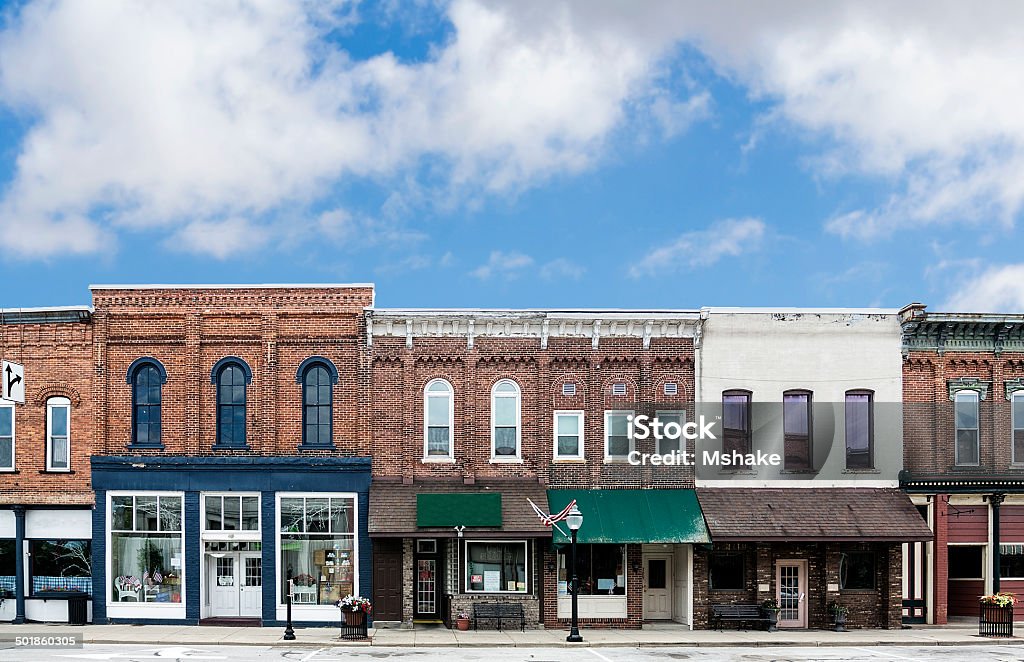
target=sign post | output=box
[1,361,24,404]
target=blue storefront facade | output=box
[91,456,371,626]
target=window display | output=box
[110,494,184,604]
[279,495,356,605]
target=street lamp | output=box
[566,504,584,643]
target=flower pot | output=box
[456,617,470,631]
[766,610,779,632]
[344,610,366,627]
[832,613,847,632]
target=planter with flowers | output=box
[336,594,373,627]
[828,601,849,632]
[980,593,1016,637]
[455,611,470,631]
[760,598,780,632]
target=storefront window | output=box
[0,539,14,598]
[557,544,625,596]
[1000,544,1024,578]
[948,545,984,579]
[839,551,875,590]
[709,552,745,590]
[465,541,527,593]
[279,495,356,606]
[109,494,184,604]
[30,540,92,595]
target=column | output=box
[991,493,1005,593]
[13,505,25,624]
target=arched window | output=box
[46,397,71,472]
[491,379,521,459]
[954,390,980,466]
[127,358,166,446]
[212,357,252,447]
[424,379,454,459]
[302,362,333,447]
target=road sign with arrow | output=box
[2,360,24,403]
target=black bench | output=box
[472,602,525,631]
[710,603,771,631]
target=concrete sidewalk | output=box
[0,622,1017,648]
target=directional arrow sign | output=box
[2,360,24,403]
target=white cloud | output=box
[471,250,535,280]
[629,217,765,277]
[0,0,705,258]
[540,257,585,281]
[167,217,270,260]
[943,264,1024,313]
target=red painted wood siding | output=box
[948,507,988,543]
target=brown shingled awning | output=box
[369,480,552,537]
[697,488,933,542]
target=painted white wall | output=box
[0,511,13,537]
[697,310,904,485]
[25,510,91,539]
[25,598,93,623]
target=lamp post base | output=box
[566,630,583,643]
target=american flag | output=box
[527,498,577,536]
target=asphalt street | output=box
[2,645,1024,662]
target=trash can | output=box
[67,593,88,625]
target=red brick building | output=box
[900,303,1024,624]
[0,306,95,623]
[364,309,709,629]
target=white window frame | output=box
[604,410,634,462]
[464,539,530,594]
[200,492,262,537]
[274,492,359,611]
[553,410,584,460]
[0,403,14,472]
[490,379,522,462]
[954,391,981,467]
[46,397,71,473]
[612,383,627,396]
[105,490,186,616]
[1013,392,1024,464]
[423,379,455,462]
[663,382,678,396]
[655,409,687,455]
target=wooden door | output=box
[373,538,404,621]
[643,555,673,620]
[776,560,807,628]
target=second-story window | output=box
[783,390,812,470]
[845,390,873,469]
[954,391,980,466]
[302,363,333,447]
[46,397,71,472]
[491,380,521,459]
[424,379,453,459]
[604,410,633,460]
[1013,392,1024,465]
[0,404,13,471]
[554,410,584,460]
[214,359,250,447]
[129,359,165,446]
[722,390,751,467]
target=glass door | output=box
[776,560,807,628]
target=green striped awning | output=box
[546,489,709,546]
[417,493,502,527]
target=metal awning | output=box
[546,489,710,546]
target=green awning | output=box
[417,493,502,527]
[546,489,710,546]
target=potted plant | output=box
[455,610,471,631]
[828,601,849,632]
[761,598,780,632]
[336,594,373,626]
[980,593,1017,637]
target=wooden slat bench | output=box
[710,603,771,631]
[472,602,525,631]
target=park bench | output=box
[472,602,525,631]
[710,603,771,631]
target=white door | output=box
[643,555,673,620]
[240,553,262,618]
[210,555,240,616]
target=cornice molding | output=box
[947,377,990,401]
[1006,378,1024,400]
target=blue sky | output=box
[1,1,1023,311]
